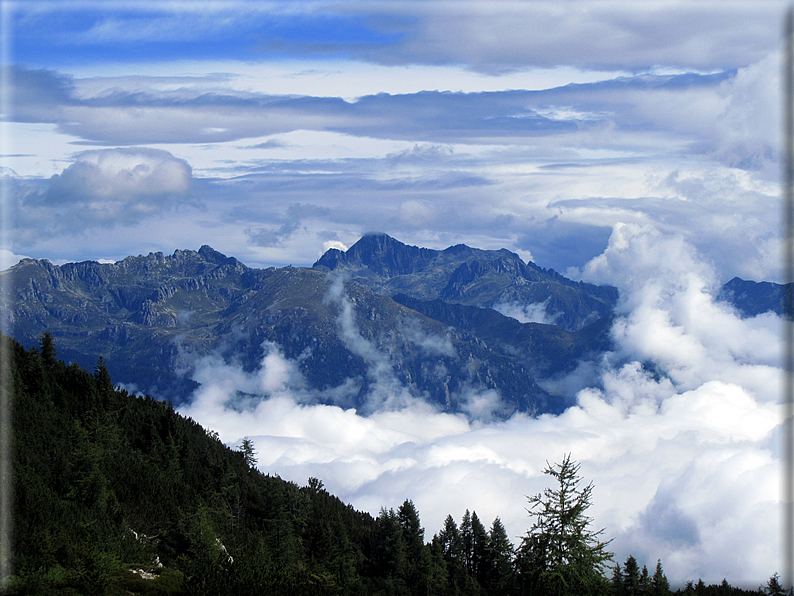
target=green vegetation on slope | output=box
[3,333,777,595]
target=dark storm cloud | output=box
[641,493,701,549]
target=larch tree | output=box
[517,454,613,596]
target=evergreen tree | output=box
[695,578,706,596]
[437,514,467,594]
[612,563,626,596]
[461,509,474,574]
[39,331,56,367]
[398,499,424,558]
[652,560,670,596]
[719,578,732,596]
[238,437,257,469]
[624,556,641,596]
[94,356,113,394]
[370,507,407,585]
[398,498,429,594]
[471,511,488,582]
[486,517,514,595]
[766,573,785,596]
[640,564,651,596]
[517,454,612,596]
[438,514,462,563]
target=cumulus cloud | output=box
[580,223,781,395]
[177,225,783,586]
[13,148,197,238]
[714,52,780,177]
[48,148,192,204]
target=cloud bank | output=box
[179,224,782,586]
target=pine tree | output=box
[398,499,429,594]
[39,331,56,367]
[486,517,514,595]
[471,511,488,582]
[517,454,612,596]
[651,560,670,596]
[461,509,473,574]
[438,514,462,563]
[238,438,257,468]
[612,563,626,596]
[624,556,640,596]
[695,578,706,596]
[640,564,651,596]
[94,356,113,394]
[398,499,424,557]
[766,573,785,596]
[371,508,406,583]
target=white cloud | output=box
[0,249,31,270]
[715,52,780,176]
[319,239,348,258]
[32,147,195,227]
[581,223,781,396]
[52,147,192,201]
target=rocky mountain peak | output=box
[198,245,236,266]
[314,232,441,277]
[312,233,617,331]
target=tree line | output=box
[2,333,781,595]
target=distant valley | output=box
[0,233,782,418]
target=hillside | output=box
[7,333,377,595]
[6,334,771,595]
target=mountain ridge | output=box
[314,233,618,332]
[5,241,583,416]
[4,234,782,418]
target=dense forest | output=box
[2,333,781,595]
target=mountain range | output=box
[0,233,782,418]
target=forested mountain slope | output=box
[5,334,770,595]
[8,333,377,594]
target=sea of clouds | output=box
[178,222,783,587]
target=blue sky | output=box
[2,0,785,279]
[1,0,790,585]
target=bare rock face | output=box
[2,235,619,418]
